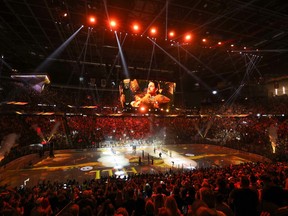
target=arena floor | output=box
[0,144,271,188]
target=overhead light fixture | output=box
[132,23,140,32]
[150,27,157,35]
[88,16,96,25]
[109,19,118,29]
[184,33,193,42]
[168,31,175,38]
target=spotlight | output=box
[140,106,146,112]
[88,16,96,24]
[168,31,175,38]
[184,33,192,42]
[109,19,117,29]
[132,23,140,32]
[150,27,157,35]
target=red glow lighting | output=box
[132,23,140,32]
[169,31,175,38]
[110,20,117,28]
[184,34,192,42]
[202,38,207,42]
[89,16,96,24]
[150,27,157,35]
[140,106,146,112]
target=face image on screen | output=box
[119,79,176,110]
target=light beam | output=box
[147,38,212,91]
[114,32,130,78]
[35,25,84,72]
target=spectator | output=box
[229,176,259,216]
[165,196,182,216]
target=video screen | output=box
[119,79,176,111]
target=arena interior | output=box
[0,1,288,216]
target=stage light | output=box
[168,31,175,38]
[133,24,139,30]
[218,41,222,45]
[202,38,207,42]
[132,23,140,32]
[150,27,157,35]
[88,16,96,24]
[140,106,146,112]
[184,33,192,42]
[110,20,117,28]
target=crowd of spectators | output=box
[1,113,287,163]
[1,162,288,216]
[1,79,288,215]
[1,79,288,164]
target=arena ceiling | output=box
[1,0,288,92]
